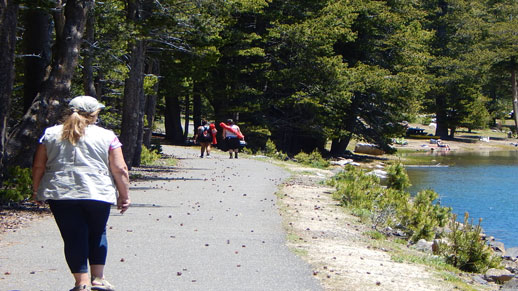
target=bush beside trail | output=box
[0,166,32,204]
[326,163,501,274]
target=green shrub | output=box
[262,139,289,160]
[328,166,451,243]
[0,166,33,203]
[242,147,254,155]
[308,149,330,168]
[274,151,289,161]
[435,213,501,273]
[294,152,310,163]
[351,207,372,223]
[386,162,411,190]
[400,189,451,242]
[393,238,407,245]
[365,230,385,240]
[263,139,278,156]
[244,126,271,150]
[140,145,161,166]
[329,165,382,210]
[372,188,410,230]
[294,149,329,168]
[326,165,357,187]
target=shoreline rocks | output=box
[485,268,514,283]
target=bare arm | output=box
[32,144,47,204]
[109,147,130,214]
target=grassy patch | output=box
[393,238,407,245]
[391,253,454,271]
[438,272,483,291]
[365,230,385,240]
[156,156,178,167]
[368,238,489,291]
[350,208,371,223]
[285,230,309,256]
[291,247,309,257]
[286,232,302,243]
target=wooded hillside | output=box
[1,0,517,178]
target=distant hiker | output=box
[195,120,213,158]
[32,96,130,291]
[220,119,244,159]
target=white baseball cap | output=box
[69,96,105,113]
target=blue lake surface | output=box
[405,151,518,248]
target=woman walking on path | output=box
[221,119,243,159]
[32,96,131,291]
[194,120,214,158]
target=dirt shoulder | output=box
[273,161,499,291]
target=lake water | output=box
[404,151,518,248]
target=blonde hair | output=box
[61,109,100,145]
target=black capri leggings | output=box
[48,199,111,273]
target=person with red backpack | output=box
[194,120,213,158]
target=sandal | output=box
[70,285,91,291]
[91,277,115,291]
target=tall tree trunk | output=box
[448,126,456,139]
[435,95,449,138]
[82,6,96,97]
[132,81,145,167]
[95,71,103,100]
[0,0,19,177]
[164,94,184,144]
[120,40,146,169]
[331,97,359,156]
[330,138,349,156]
[337,133,354,154]
[22,7,52,112]
[6,0,93,168]
[433,1,449,139]
[120,0,150,169]
[143,59,159,148]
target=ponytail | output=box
[61,109,99,145]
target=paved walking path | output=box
[0,145,322,291]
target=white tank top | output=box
[226,125,239,138]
